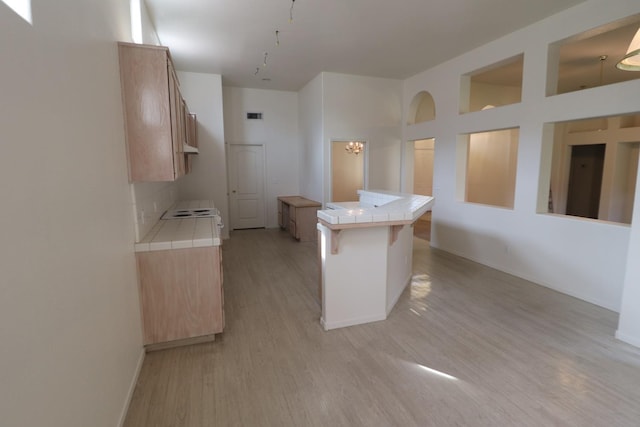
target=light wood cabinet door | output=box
[187,113,198,148]
[295,207,320,242]
[168,64,185,179]
[118,42,187,182]
[136,246,224,346]
[185,111,197,174]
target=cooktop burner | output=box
[161,208,219,219]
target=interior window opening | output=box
[412,138,435,241]
[2,0,32,24]
[130,0,143,43]
[459,128,519,209]
[548,15,640,96]
[460,54,523,114]
[544,113,640,224]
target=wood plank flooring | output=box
[123,228,640,427]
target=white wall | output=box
[223,87,299,227]
[298,74,325,204]
[403,0,640,317]
[298,73,402,206]
[0,1,144,426]
[131,181,178,241]
[176,72,229,238]
[617,163,640,347]
[322,73,403,204]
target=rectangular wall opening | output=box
[460,54,523,114]
[544,113,640,224]
[460,128,519,209]
[547,15,640,96]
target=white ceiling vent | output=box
[246,112,263,120]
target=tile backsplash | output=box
[130,181,178,241]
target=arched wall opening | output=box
[407,91,436,125]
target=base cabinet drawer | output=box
[136,246,224,347]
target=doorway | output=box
[228,144,266,229]
[413,138,435,240]
[566,144,605,219]
[331,141,366,202]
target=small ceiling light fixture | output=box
[345,141,364,155]
[254,67,260,75]
[599,55,607,86]
[275,30,280,46]
[616,27,640,71]
[289,0,296,23]
[263,52,269,67]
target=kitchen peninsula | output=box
[317,190,434,331]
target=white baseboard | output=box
[433,245,619,312]
[386,274,412,316]
[118,348,145,427]
[321,313,387,331]
[615,330,640,349]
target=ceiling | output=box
[145,0,591,91]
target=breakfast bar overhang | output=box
[317,190,435,331]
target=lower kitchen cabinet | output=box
[135,246,224,349]
[277,196,321,242]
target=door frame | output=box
[225,142,268,230]
[329,138,369,202]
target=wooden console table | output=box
[277,196,321,242]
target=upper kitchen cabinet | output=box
[185,112,198,174]
[186,112,197,149]
[118,42,187,182]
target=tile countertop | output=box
[318,190,434,226]
[135,200,221,252]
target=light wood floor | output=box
[124,228,640,427]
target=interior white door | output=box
[228,144,266,229]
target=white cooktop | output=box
[161,208,219,219]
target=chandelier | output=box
[345,141,364,155]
